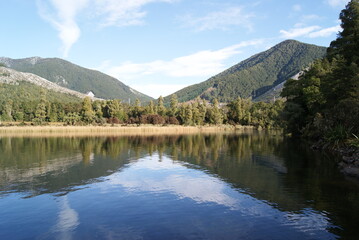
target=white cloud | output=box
[325,0,349,7]
[292,4,302,12]
[94,0,176,27]
[308,25,341,38]
[37,0,89,57]
[180,7,254,31]
[107,39,263,80]
[301,14,321,22]
[37,0,176,57]
[280,25,341,39]
[280,26,321,38]
[101,39,264,97]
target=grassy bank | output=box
[0,124,255,137]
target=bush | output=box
[140,114,166,125]
[107,117,120,124]
[166,116,180,125]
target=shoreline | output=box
[0,124,256,137]
[312,141,359,179]
[336,147,359,178]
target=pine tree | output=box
[207,99,223,124]
[1,100,13,121]
[146,100,155,115]
[81,97,95,124]
[328,0,359,64]
[184,104,193,125]
[157,96,166,116]
[170,94,179,117]
[93,101,103,119]
[132,99,142,118]
[34,90,48,124]
[192,102,201,125]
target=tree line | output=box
[0,91,284,128]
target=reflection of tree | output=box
[1,133,358,238]
[80,138,93,165]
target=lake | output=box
[0,132,358,240]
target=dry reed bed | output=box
[0,125,254,137]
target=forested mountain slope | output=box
[0,67,97,100]
[0,57,153,102]
[166,40,326,103]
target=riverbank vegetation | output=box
[281,0,359,148]
[0,92,284,129]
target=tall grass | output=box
[0,124,255,137]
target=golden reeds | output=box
[0,124,255,137]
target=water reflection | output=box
[52,196,79,240]
[107,154,335,239]
[108,155,238,208]
[0,133,358,239]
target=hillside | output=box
[165,40,326,103]
[0,57,153,103]
[0,68,82,106]
[0,67,99,100]
[253,71,304,102]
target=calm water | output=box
[0,132,359,240]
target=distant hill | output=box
[0,67,82,104]
[0,66,99,100]
[165,40,327,103]
[0,57,153,103]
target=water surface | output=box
[0,132,358,239]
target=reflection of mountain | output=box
[1,134,359,238]
[1,154,83,184]
[106,154,335,239]
[0,137,142,197]
[0,134,358,236]
[0,134,344,206]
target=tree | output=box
[192,102,201,125]
[281,0,359,139]
[227,97,250,124]
[146,100,156,115]
[131,99,142,118]
[184,104,193,125]
[157,96,166,116]
[1,100,13,121]
[207,99,223,124]
[170,94,178,117]
[34,90,48,124]
[328,0,359,64]
[47,103,59,122]
[81,97,95,124]
[64,112,81,125]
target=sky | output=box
[0,0,350,98]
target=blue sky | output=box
[0,0,350,98]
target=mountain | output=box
[0,57,153,103]
[253,71,304,102]
[165,40,327,103]
[0,66,100,100]
[0,67,82,104]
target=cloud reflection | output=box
[106,154,335,238]
[52,196,79,240]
